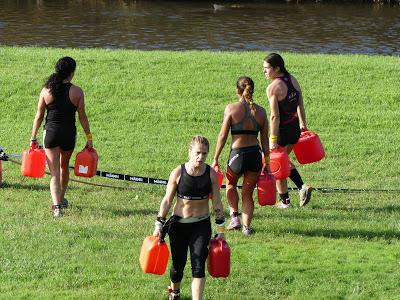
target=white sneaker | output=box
[299,184,313,207]
[52,205,63,217]
[227,216,241,230]
[276,201,291,209]
[242,225,253,236]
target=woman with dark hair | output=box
[154,136,225,300]
[30,56,92,217]
[212,76,269,236]
[263,53,313,209]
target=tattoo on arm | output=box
[214,208,224,220]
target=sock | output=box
[232,211,239,217]
[289,168,304,189]
[279,193,290,204]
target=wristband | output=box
[156,216,166,225]
[269,135,278,145]
[86,133,93,141]
[30,137,37,142]
[216,222,225,234]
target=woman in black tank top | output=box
[30,57,93,217]
[263,53,313,209]
[212,76,270,236]
[153,136,225,300]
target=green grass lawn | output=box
[0,47,399,299]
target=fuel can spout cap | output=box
[0,147,9,161]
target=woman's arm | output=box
[258,107,270,173]
[212,105,232,167]
[74,86,93,147]
[153,166,180,236]
[266,84,281,149]
[30,89,47,143]
[297,90,308,131]
[210,169,225,239]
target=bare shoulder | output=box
[70,84,84,98]
[40,87,51,98]
[225,102,237,112]
[170,165,182,183]
[254,102,266,113]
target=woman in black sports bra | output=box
[212,76,270,236]
[30,57,93,217]
[153,136,225,300]
[263,53,313,209]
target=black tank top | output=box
[230,101,260,136]
[45,83,77,129]
[176,164,212,200]
[277,74,299,127]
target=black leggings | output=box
[168,217,211,282]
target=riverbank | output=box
[1,47,399,299]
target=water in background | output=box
[0,0,399,55]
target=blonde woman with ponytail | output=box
[212,76,270,236]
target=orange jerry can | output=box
[257,172,276,206]
[139,236,170,275]
[74,147,98,178]
[269,147,290,179]
[208,238,230,278]
[293,130,325,164]
[21,144,46,178]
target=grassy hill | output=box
[0,47,399,299]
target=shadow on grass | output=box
[1,181,79,191]
[1,181,49,191]
[326,205,400,214]
[111,208,155,217]
[290,228,400,241]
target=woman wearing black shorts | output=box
[153,136,225,300]
[212,77,269,236]
[30,57,92,217]
[263,53,313,209]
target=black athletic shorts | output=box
[44,126,76,151]
[227,145,262,175]
[278,120,301,147]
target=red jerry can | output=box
[257,172,276,206]
[208,238,230,278]
[293,130,325,164]
[74,147,98,178]
[139,236,170,275]
[209,164,225,199]
[213,164,224,188]
[21,144,46,178]
[269,147,290,179]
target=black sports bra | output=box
[230,101,260,136]
[176,164,212,200]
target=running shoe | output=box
[52,204,63,217]
[276,201,292,209]
[168,286,181,300]
[299,184,313,207]
[242,225,253,236]
[227,216,241,230]
[61,198,69,209]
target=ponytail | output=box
[45,73,63,97]
[243,84,256,116]
[44,56,76,96]
[237,76,256,116]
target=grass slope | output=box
[0,47,399,299]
